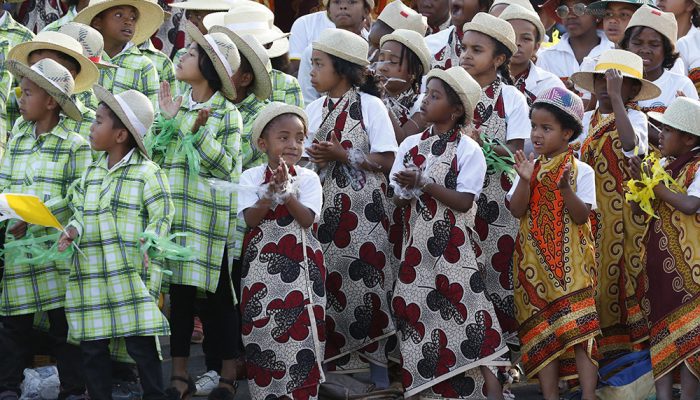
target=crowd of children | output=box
[0,0,700,399]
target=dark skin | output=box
[451,0,486,31]
[184,9,214,34]
[417,0,451,28]
[230,57,254,104]
[592,70,641,152]
[91,5,139,57]
[560,0,601,64]
[327,0,370,35]
[367,20,393,63]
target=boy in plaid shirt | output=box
[0,58,91,400]
[1,0,34,136]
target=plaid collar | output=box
[183,90,228,112]
[97,147,145,172]
[139,39,158,53]
[103,42,138,62]
[16,118,71,141]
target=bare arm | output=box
[285,195,316,228]
[654,185,700,215]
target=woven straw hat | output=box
[209,26,272,100]
[59,22,118,69]
[625,5,677,46]
[501,4,546,44]
[74,0,164,46]
[380,29,432,73]
[588,0,654,12]
[184,20,240,100]
[426,67,481,124]
[377,0,428,35]
[8,31,99,93]
[533,87,584,124]
[323,0,375,8]
[648,97,700,137]
[570,49,661,101]
[251,102,308,150]
[203,2,290,58]
[463,12,518,55]
[6,59,82,121]
[169,0,230,10]
[313,28,369,67]
[93,85,154,156]
[490,0,536,13]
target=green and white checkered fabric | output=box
[98,44,160,110]
[148,90,242,293]
[41,6,77,33]
[0,40,11,159]
[140,40,177,94]
[2,13,35,135]
[77,89,99,112]
[269,69,304,107]
[62,97,96,141]
[0,118,91,316]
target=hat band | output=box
[204,35,234,77]
[114,95,147,137]
[89,55,102,63]
[31,66,71,97]
[224,21,270,32]
[594,62,642,79]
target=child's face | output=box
[560,0,598,38]
[530,107,573,157]
[92,6,138,45]
[377,40,414,95]
[658,124,697,157]
[460,31,502,80]
[175,43,205,83]
[602,2,637,44]
[310,50,342,94]
[509,19,540,68]
[417,0,451,26]
[592,73,641,109]
[18,77,56,122]
[257,114,306,168]
[367,20,393,63]
[656,0,695,17]
[90,104,128,152]
[328,0,367,31]
[421,78,463,125]
[452,0,486,31]
[625,27,665,76]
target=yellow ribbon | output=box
[625,152,685,221]
[594,63,643,79]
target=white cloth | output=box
[0,12,7,27]
[506,158,597,208]
[579,108,648,157]
[677,26,700,75]
[425,25,455,58]
[500,84,532,142]
[536,31,615,78]
[523,61,567,98]
[107,148,135,172]
[289,11,336,59]
[638,70,699,110]
[390,130,487,197]
[237,165,323,220]
[305,92,398,154]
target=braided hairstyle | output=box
[329,54,383,98]
[491,39,514,85]
[396,43,426,94]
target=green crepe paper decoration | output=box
[176,127,203,175]
[480,132,516,180]
[139,231,194,262]
[0,231,73,266]
[146,114,178,156]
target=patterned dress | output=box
[240,165,326,400]
[392,128,509,398]
[430,26,462,70]
[641,149,700,379]
[580,110,649,358]
[513,151,601,379]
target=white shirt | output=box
[579,108,648,157]
[425,25,455,59]
[289,11,336,60]
[499,85,532,142]
[237,165,323,221]
[506,158,597,208]
[390,130,487,198]
[638,70,699,110]
[305,92,398,154]
[677,26,700,74]
[536,31,615,78]
[523,61,567,98]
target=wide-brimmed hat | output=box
[73,0,164,46]
[501,4,546,43]
[203,2,290,58]
[6,58,82,121]
[625,5,677,46]
[426,67,481,124]
[463,12,518,55]
[58,22,119,69]
[380,29,431,74]
[533,87,584,124]
[313,28,369,67]
[209,26,272,100]
[648,97,700,137]
[8,31,99,93]
[252,102,308,150]
[323,0,374,8]
[169,0,230,10]
[490,0,536,13]
[377,0,428,35]
[588,0,654,13]
[570,49,661,101]
[184,20,240,100]
[93,85,154,156]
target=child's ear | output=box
[256,137,267,152]
[46,96,58,112]
[240,72,254,90]
[493,53,507,69]
[115,128,130,144]
[562,128,574,143]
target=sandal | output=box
[165,375,195,400]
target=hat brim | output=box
[462,21,518,55]
[184,22,237,101]
[93,85,150,157]
[570,70,661,101]
[312,41,369,67]
[426,69,474,124]
[266,37,290,59]
[73,0,164,46]
[209,26,272,101]
[252,103,309,151]
[169,0,230,10]
[8,40,100,93]
[7,60,82,122]
[95,59,119,69]
[647,111,700,137]
[380,35,431,75]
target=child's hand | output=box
[628,155,643,180]
[158,81,182,119]
[273,157,289,186]
[468,126,483,146]
[557,163,572,190]
[191,109,210,134]
[8,221,28,240]
[314,133,349,163]
[514,150,535,182]
[58,226,78,252]
[393,167,420,189]
[605,69,624,101]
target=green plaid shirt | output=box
[140,40,176,93]
[0,118,92,316]
[0,40,11,158]
[77,89,99,112]
[99,44,160,110]
[269,69,303,107]
[64,150,172,340]
[2,12,34,135]
[42,6,77,32]
[148,90,242,293]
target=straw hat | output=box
[570,49,661,101]
[625,5,677,46]
[73,0,165,46]
[323,0,375,8]
[6,59,82,121]
[251,102,308,150]
[8,31,99,93]
[93,85,154,156]
[490,0,536,13]
[462,12,518,55]
[377,0,428,35]
[533,87,584,124]
[501,4,546,43]
[169,0,231,10]
[184,20,240,100]
[203,2,290,58]
[209,26,272,100]
[588,0,655,13]
[58,22,119,69]
[648,97,700,137]
[380,29,432,73]
[426,67,481,123]
[313,28,370,67]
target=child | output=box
[677,19,700,95]
[73,0,163,109]
[390,66,508,399]
[238,102,326,400]
[146,21,243,399]
[418,0,451,34]
[629,96,700,400]
[305,28,396,386]
[57,86,172,400]
[587,0,651,44]
[367,0,427,63]
[656,0,699,39]
[570,48,660,358]
[460,12,530,346]
[509,87,601,400]
[489,0,536,16]
[0,58,91,400]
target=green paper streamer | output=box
[1,231,74,266]
[480,133,516,180]
[139,231,194,262]
[176,127,203,175]
[147,114,178,155]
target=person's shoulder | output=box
[457,133,483,155]
[360,92,386,107]
[664,70,695,86]
[306,95,326,112]
[501,85,528,105]
[575,158,594,176]
[296,165,320,179]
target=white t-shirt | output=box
[497,85,532,142]
[390,129,487,198]
[638,70,699,110]
[677,26,700,75]
[289,11,336,60]
[579,108,648,157]
[524,61,567,98]
[506,158,597,209]
[425,25,455,59]
[237,165,323,221]
[536,31,615,79]
[305,92,398,154]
